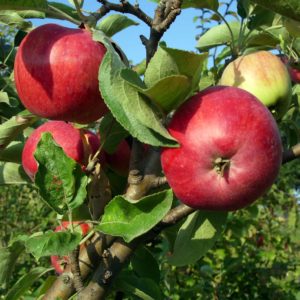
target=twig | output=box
[93,0,153,26]
[282,143,300,164]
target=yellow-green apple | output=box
[22,121,101,180]
[161,86,282,211]
[14,23,107,124]
[51,221,90,274]
[219,51,292,119]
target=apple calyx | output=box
[214,157,231,176]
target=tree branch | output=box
[93,0,153,27]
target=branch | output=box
[78,204,194,299]
[282,143,300,164]
[93,0,153,27]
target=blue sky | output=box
[33,1,205,64]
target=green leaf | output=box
[148,0,218,10]
[0,0,48,10]
[0,241,24,288]
[131,247,161,283]
[25,231,82,259]
[168,211,227,266]
[0,141,23,163]
[97,14,139,37]
[141,75,192,112]
[0,10,31,29]
[5,267,51,300]
[196,21,241,50]
[251,0,300,22]
[144,46,207,92]
[99,113,129,154]
[0,162,30,185]
[115,270,163,300]
[47,2,79,20]
[0,110,39,149]
[34,133,88,214]
[94,30,178,147]
[97,189,173,242]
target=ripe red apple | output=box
[51,221,90,274]
[22,121,100,180]
[219,51,292,119]
[14,23,108,124]
[161,86,282,211]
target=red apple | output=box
[22,121,100,180]
[161,86,282,211]
[14,23,107,124]
[279,55,300,84]
[51,221,90,275]
[219,51,292,119]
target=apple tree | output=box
[0,0,299,299]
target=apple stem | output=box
[214,157,231,177]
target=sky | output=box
[33,0,206,64]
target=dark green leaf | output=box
[0,141,23,163]
[25,231,82,259]
[0,241,24,288]
[94,30,178,147]
[0,162,30,185]
[115,270,163,300]
[0,0,48,10]
[99,113,128,154]
[131,246,161,283]
[47,2,79,20]
[97,189,173,242]
[97,14,139,37]
[251,0,300,22]
[168,211,227,266]
[34,133,88,214]
[5,267,51,300]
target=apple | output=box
[279,55,300,84]
[219,51,292,119]
[14,23,108,124]
[22,121,100,180]
[104,140,131,177]
[51,221,90,275]
[161,86,282,211]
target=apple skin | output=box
[219,51,292,119]
[161,86,282,211]
[14,23,108,124]
[22,121,100,180]
[51,221,90,275]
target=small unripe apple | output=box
[51,221,90,274]
[219,51,292,119]
[22,121,100,180]
[14,23,108,124]
[161,86,282,211]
